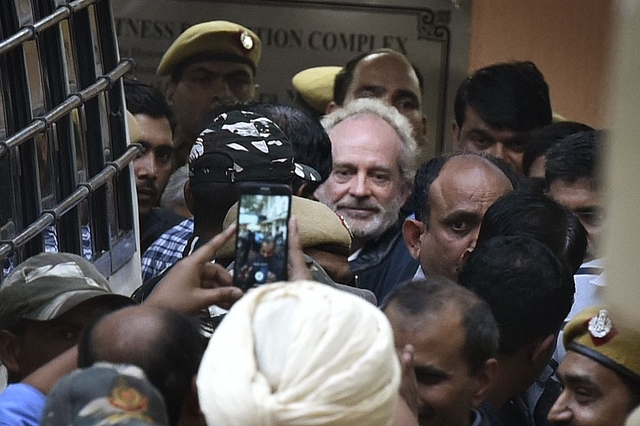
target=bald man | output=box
[78,306,206,426]
[402,152,514,281]
[328,48,428,157]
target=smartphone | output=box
[233,183,291,291]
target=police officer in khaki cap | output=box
[291,66,341,118]
[158,20,262,167]
[548,306,640,426]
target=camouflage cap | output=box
[292,66,342,115]
[41,362,170,426]
[188,110,321,185]
[157,20,261,77]
[0,252,133,330]
[217,195,352,258]
[564,306,640,384]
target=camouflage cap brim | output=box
[0,253,133,330]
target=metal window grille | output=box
[0,0,139,280]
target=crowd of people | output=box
[0,18,638,426]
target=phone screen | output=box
[233,185,291,290]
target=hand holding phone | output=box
[233,184,291,291]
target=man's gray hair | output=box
[321,98,418,185]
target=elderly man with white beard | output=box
[315,99,419,302]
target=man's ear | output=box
[0,330,21,376]
[164,80,176,106]
[313,182,327,203]
[452,120,461,148]
[456,247,474,276]
[184,180,195,215]
[403,219,425,260]
[529,334,557,366]
[295,183,308,198]
[325,101,338,114]
[420,114,428,139]
[470,357,498,408]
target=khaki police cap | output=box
[217,196,352,259]
[552,111,567,123]
[292,66,341,114]
[564,306,640,384]
[126,110,142,144]
[157,21,261,77]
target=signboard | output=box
[112,0,472,158]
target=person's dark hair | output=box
[333,48,424,105]
[621,374,640,411]
[458,235,574,355]
[241,102,332,197]
[522,121,594,177]
[412,152,517,223]
[477,191,588,274]
[411,155,447,222]
[381,277,499,375]
[78,308,207,426]
[124,80,177,132]
[454,61,551,133]
[545,130,602,189]
[190,181,240,231]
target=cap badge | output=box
[240,31,254,51]
[588,309,612,338]
[587,309,618,346]
[109,381,149,413]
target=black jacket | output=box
[349,221,419,304]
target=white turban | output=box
[627,405,640,426]
[197,280,400,426]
